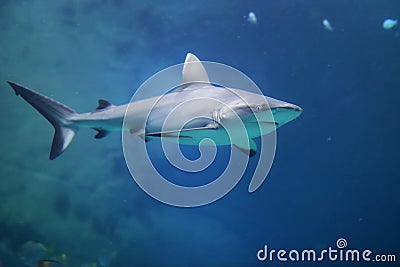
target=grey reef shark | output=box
[7,53,302,160]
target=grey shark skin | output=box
[7,53,302,160]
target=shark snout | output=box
[277,103,302,112]
[292,103,302,112]
[266,96,301,111]
[264,96,302,126]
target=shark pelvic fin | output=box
[94,129,110,139]
[182,53,210,84]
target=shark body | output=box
[8,53,302,159]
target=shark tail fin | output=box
[8,82,78,160]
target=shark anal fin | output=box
[233,139,257,157]
[94,129,110,139]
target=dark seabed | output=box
[0,1,399,266]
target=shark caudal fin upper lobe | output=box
[8,82,77,160]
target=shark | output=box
[7,53,302,160]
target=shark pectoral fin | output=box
[233,139,257,157]
[136,132,149,142]
[138,134,148,141]
[182,53,210,83]
[253,121,278,126]
[129,129,146,139]
[130,129,149,142]
[94,129,110,139]
[146,132,192,139]
[146,124,217,138]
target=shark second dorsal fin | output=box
[95,99,113,111]
[182,53,210,84]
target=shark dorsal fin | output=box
[182,53,210,84]
[96,99,113,111]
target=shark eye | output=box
[256,105,263,111]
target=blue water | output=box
[0,1,399,266]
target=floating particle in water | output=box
[382,18,398,30]
[322,19,333,31]
[327,136,332,142]
[247,11,257,24]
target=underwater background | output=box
[0,0,399,266]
